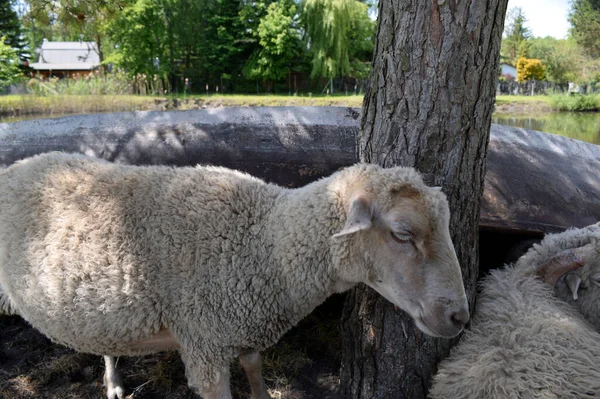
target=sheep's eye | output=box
[391,231,412,244]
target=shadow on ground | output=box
[0,295,346,399]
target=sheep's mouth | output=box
[414,315,446,338]
[415,313,463,339]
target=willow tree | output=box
[301,0,368,91]
[340,1,509,398]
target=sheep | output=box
[545,225,600,331]
[0,152,469,399]
[429,224,600,399]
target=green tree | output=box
[105,0,169,78]
[529,37,582,83]
[346,0,376,80]
[105,0,248,91]
[570,0,600,58]
[0,36,21,89]
[501,7,531,65]
[242,0,300,90]
[517,39,529,59]
[201,0,247,89]
[0,0,28,62]
[301,0,366,80]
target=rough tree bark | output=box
[340,1,509,398]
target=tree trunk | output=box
[340,1,509,398]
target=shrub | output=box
[517,57,546,82]
[27,71,134,96]
[547,93,600,111]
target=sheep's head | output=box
[538,241,600,330]
[331,165,469,338]
[525,224,600,330]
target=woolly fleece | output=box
[429,225,600,399]
[0,152,453,392]
[516,224,600,331]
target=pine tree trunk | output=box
[340,1,509,398]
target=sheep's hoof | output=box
[104,373,125,399]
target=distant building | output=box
[500,63,517,81]
[29,39,100,79]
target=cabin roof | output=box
[30,40,100,71]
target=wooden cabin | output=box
[29,39,100,79]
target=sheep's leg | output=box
[103,356,125,399]
[240,351,271,399]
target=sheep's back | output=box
[0,153,279,354]
[429,269,600,399]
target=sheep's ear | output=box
[537,247,585,286]
[332,196,373,238]
[565,274,582,300]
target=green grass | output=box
[3,92,600,121]
[496,93,600,112]
[495,95,552,106]
[172,93,365,107]
[0,94,160,118]
[0,93,365,120]
[547,93,600,111]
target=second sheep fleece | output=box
[0,152,469,398]
[429,225,600,399]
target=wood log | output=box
[1,107,599,234]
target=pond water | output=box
[492,112,600,145]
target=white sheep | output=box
[0,152,469,399]
[429,224,600,399]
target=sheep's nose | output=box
[449,307,470,331]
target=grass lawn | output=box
[0,93,365,120]
[495,95,550,105]
[2,93,598,120]
[0,94,159,118]
[494,95,554,114]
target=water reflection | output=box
[492,112,600,145]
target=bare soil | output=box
[0,296,347,399]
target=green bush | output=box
[547,93,600,111]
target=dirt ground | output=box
[0,296,347,399]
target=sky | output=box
[507,0,571,39]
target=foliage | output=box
[243,0,300,85]
[516,57,546,82]
[104,0,170,79]
[517,39,529,59]
[529,37,578,83]
[501,7,531,65]
[0,0,28,62]
[18,0,375,92]
[201,0,248,87]
[0,37,21,89]
[27,71,133,95]
[529,36,600,84]
[346,0,376,79]
[301,0,367,79]
[570,0,600,58]
[547,93,600,111]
